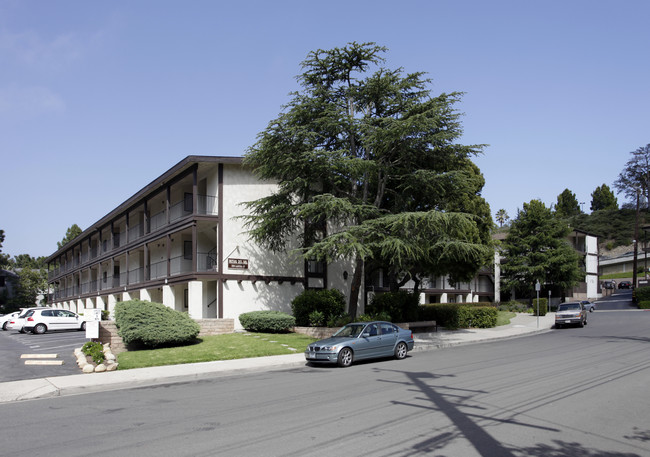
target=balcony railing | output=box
[128,268,144,284]
[198,251,218,272]
[198,195,218,215]
[170,255,192,276]
[149,260,167,280]
[149,210,167,233]
[128,223,144,242]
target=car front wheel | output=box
[395,342,408,360]
[33,323,47,334]
[337,348,353,367]
[80,322,86,331]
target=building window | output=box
[184,241,192,260]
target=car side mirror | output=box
[361,332,370,338]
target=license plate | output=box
[564,320,571,323]
[309,352,315,358]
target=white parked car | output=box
[1,311,21,330]
[23,308,86,334]
[5,307,46,333]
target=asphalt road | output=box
[0,292,648,457]
[0,328,88,381]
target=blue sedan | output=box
[305,321,415,367]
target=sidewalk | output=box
[0,313,555,404]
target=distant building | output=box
[496,229,599,301]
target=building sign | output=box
[228,258,249,270]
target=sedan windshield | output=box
[333,324,366,338]
[558,304,580,311]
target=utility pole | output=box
[633,189,640,289]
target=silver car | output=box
[580,300,596,312]
[555,302,587,328]
[305,321,414,367]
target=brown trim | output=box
[48,218,199,281]
[217,163,224,318]
[46,157,241,262]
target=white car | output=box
[5,307,44,333]
[23,308,86,334]
[1,311,21,330]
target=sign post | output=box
[535,280,541,328]
[85,308,102,340]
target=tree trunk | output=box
[348,255,364,318]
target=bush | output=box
[497,301,529,313]
[114,300,201,348]
[291,289,346,327]
[367,291,420,322]
[418,303,498,330]
[239,310,296,333]
[82,341,105,364]
[327,313,352,327]
[308,310,325,327]
[633,286,650,303]
[532,298,548,316]
[638,300,650,309]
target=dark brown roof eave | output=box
[46,155,243,263]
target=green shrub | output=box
[417,303,498,330]
[114,300,201,348]
[308,310,325,327]
[291,289,346,327]
[497,301,529,313]
[82,341,105,364]
[465,306,498,327]
[638,300,650,309]
[238,310,296,332]
[327,313,352,327]
[532,298,548,316]
[367,291,420,322]
[633,286,650,303]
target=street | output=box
[0,292,648,456]
[0,327,88,381]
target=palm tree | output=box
[495,209,509,227]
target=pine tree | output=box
[590,184,618,211]
[243,42,493,315]
[502,200,583,297]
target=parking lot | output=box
[0,328,90,382]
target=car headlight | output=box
[321,346,336,351]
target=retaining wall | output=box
[98,319,235,355]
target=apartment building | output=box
[46,156,353,327]
[47,155,502,327]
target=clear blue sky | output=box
[2,0,649,258]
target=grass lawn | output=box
[497,311,517,326]
[117,332,318,370]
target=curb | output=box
[0,320,554,403]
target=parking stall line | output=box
[24,360,64,366]
[20,354,58,359]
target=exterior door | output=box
[379,322,399,356]
[354,323,382,360]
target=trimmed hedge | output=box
[238,310,295,333]
[532,298,548,316]
[633,286,650,303]
[291,289,346,327]
[114,300,200,348]
[367,291,420,322]
[419,303,498,330]
[638,300,650,309]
